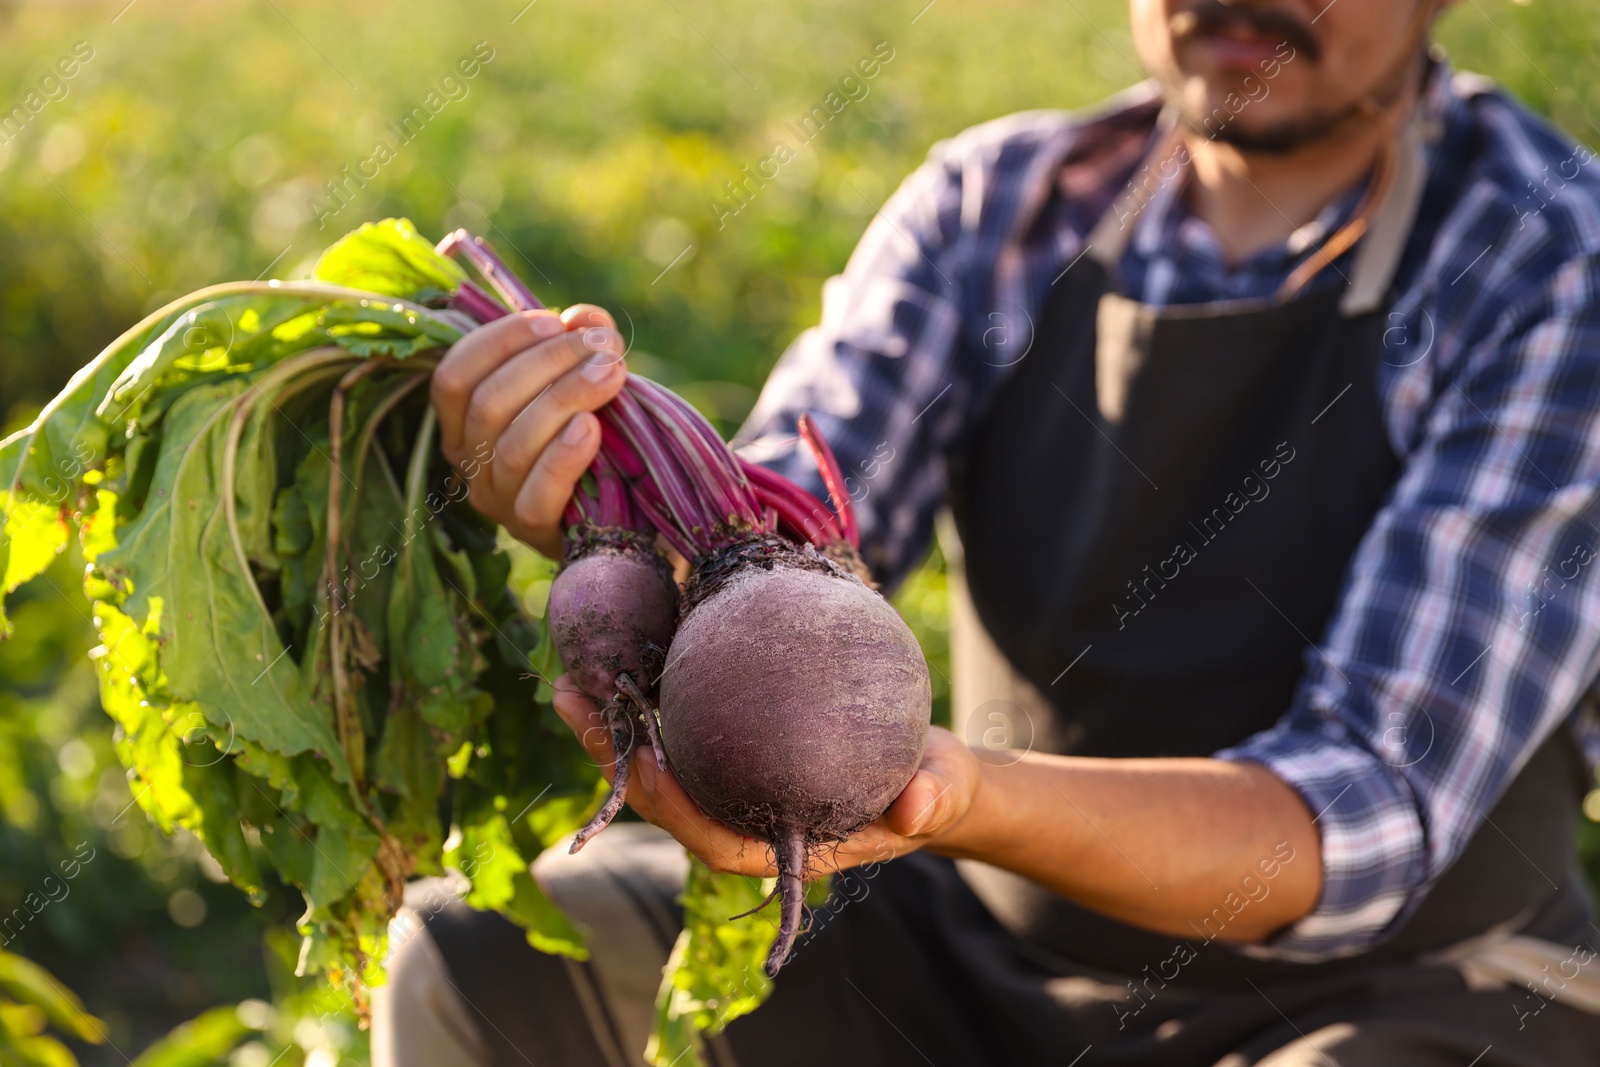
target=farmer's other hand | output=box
[430,304,626,558]
[552,675,981,878]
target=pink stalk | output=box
[740,459,842,541]
[649,383,759,495]
[741,460,838,547]
[650,383,771,529]
[599,421,647,480]
[451,279,511,325]
[591,452,636,530]
[564,452,639,534]
[797,414,860,550]
[601,389,716,555]
[435,230,546,313]
[628,378,761,528]
[564,493,592,528]
[630,478,699,562]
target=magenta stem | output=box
[628,387,739,526]
[741,460,838,546]
[629,378,761,528]
[599,420,646,480]
[591,452,639,530]
[564,493,591,528]
[797,414,860,550]
[601,389,715,556]
[451,279,511,325]
[435,229,545,313]
[630,479,699,562]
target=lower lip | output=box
[1193,32,1286,69]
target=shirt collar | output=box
[1127,57,1456,278]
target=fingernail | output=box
[582,326,616,350]
[526,313,563,339]
[561,416,591,445]
[905,792,938,836]
[581,351,622,382]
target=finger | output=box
[433,310,566,457]
[458,325,626,466]
[509,412,603,551]
[560,304,618,334]
[551,679,619,780]
[550,675,600,732]
[486,350,627,508]
[883,765,960,838]
[818,825,910,875]
[634,748,770,876]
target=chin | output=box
[1171,72,1316,150]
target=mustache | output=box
[1169,1,1322,64]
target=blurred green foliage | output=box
[0,945,104,1065]
[0,0,1595,1062]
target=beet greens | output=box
[0,218,931,1067]
[0,221,595,1002]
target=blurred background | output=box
[0,0,1595,1062]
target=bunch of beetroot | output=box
[437,232,933,976]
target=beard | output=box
[1169,50,1429,155]
[1177,98,1369,155]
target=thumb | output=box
[881,728,978,839]
[885,767,959,838]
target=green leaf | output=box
[0,220,721,1032]
[448,813,588,960]
[0,489,69,639]
[0,950,106,1046]
[93,373,352,779]
[307,820,383,911]
[0,1021,79,1067]
[312,218,468,300]
[647,861,780,1067]
[129,1005,255,1067]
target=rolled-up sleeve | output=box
[1220,251,1600,960]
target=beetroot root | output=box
[659,541,931,975]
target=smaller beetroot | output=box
[549,527,676,704]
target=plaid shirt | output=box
[738,64,1600,960]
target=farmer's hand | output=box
[430,305,627,558]
[552,675,983,878]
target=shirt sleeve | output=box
[1218,251,1600,960]
[734,138,972,590]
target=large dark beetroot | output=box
[659,543,931,974]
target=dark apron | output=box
[945,109,1597,985]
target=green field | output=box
[0,0,1595,1062]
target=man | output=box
[376,0,1600,1063]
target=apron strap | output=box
[1082,99,1442,318]
[1338,109,1440,315]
